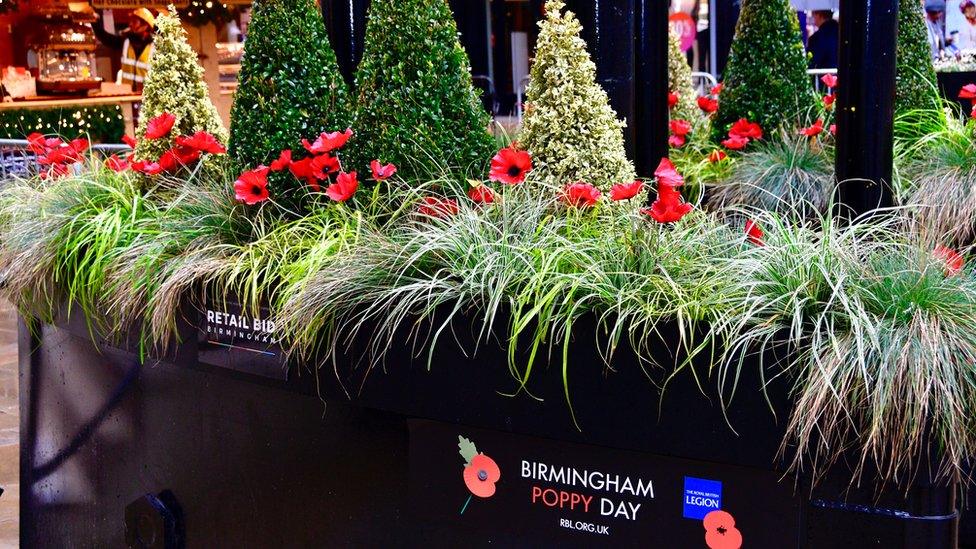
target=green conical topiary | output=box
[713,0,814,138]
[228,0,352,211]
[669,30,699,124]
[134,8,227,164]
[352,0,495,182]
[519,0,635,190]
[895,0,941,115]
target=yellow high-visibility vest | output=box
[120,38,153,90]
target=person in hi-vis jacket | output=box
[92,8,156,92]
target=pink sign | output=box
[669,13,697,52]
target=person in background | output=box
[957,0,976,49]
[926,0,948,58]
[807,10,839,69]
[92,8,156,92]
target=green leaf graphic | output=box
[458,436,478,466]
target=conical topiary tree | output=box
[895,0,941,115]
[352,0,495,181]
[134,8,227,164]
[669,30,699,124]
[519,0,635,190]
[713,0,814,138]
[228,0,352,210]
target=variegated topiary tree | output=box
[669,30,699,124]
[519,0,635,191]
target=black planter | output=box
[18,301,961,547]
[937,70,976,116]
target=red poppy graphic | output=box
[959,83,976,100]
[105,154,130,172]
[653,158,684,188]
[821,73,838,89]
[711,83,724,95]
[745,219,764,246]
[562,182,602,208]
[703,510,742,549]
[609,180,644,201]
[175,131,226,154]
[326,171,359,202]
[123,134,138,149]
[729,118,763,140]
[468,184,496,204]
[697,96,719,113]
[669,135,687,148]
[270,149,292,172]
[371,160,398,181]
[708,150,727,163]
[721,135,750,151]
[145,112,176,140]
[489,146,533,185]
[668,91,679,109]
[799,119,825,137]
[934,245,965,277]
[418,196,460,218]
[302,128,353,154]
[234,166,271,205]
[458,435,500,515]
[670,119,692,137]
[823,93,836,109]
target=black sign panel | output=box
[196,300,286,380]
[408,419,800,548]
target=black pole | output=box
[566,0,637,158]
[834,0,898,216]
[322,0,370,85]
[634,0,669,178]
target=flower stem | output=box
[459,494,473,515]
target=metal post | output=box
[322,0,370,85]
[634,0,670,178]
[834,0,899,216]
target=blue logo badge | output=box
[683,476,722,519]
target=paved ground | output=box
[0,302,18,547]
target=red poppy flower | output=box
[145,112,177,140]
[653,158,684,188]
[668,91,679,109]
[729,118,763,140]
[708,150,727,163]
[610,180,644,201]
[463,454,501,498]
[697,96,719,113]
[799,119,825,137]
[302,128,353,154]
[157,149,185,172]
[418,196,460,218]
[69,138,89,155]
[670,119,692,137]
[289,156,315,179]
[123,134,138,149]
[562,182,602,208]
[27,132,62,155]
[105,154,130,172]
[175,131,225,154]
[823,93,836,109]
[132,160,163,176]
[934,245,965,277]
[668,134,687,148]
[325,171,359,202]
[829,124,837,135]
[721,135,750,150]
[704,510,743,549]
[711,83,724,95]
[39,163,70,180]
[971,103,976,120]
[959,83,976,100]
[468,184,496,204]
[270,149,292,172]
[644,180,692,223]
[234,166,271,205]
[821,73,838,89]
[370,160,398,181]
[311,153,341,177]
[489,146,533,185]
[745,219,764,246]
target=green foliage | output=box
[517,0,635,190]
[134,9,227,164]
[713,0,814,138]
[669,30,699,124]
[352,0,495,182]
[896,0,941,116]
[228,0,352,211]
[0,105,124,142]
